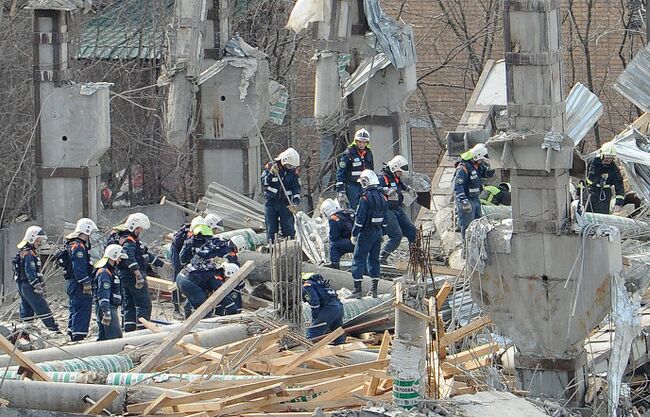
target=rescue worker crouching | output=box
[379,155,417,265]
[302,272,345,345]
[480,182,511,206]
[214,262,244,316]
[94,244,127,341]
[350,169,388,299]
[336,128,374,210]
[12,226,60,332]
[320,198,355,270]
[169,216,205,314]
[262,147,302,242]
[586,141,625,214]
[62,218,98,341]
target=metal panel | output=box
[614,43,650,113]
[564,82,604,145]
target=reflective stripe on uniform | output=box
[351,171,362,176]
[371,217,384,223]
[307,322,328,329]
[469,188,480,193]
[267,187,278,193]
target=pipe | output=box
[0,324,249,368]
[106,372,275,386]
[238,251,394,294]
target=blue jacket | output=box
[453,160,495,203]
[179,234,210,267]
[65,238,93,285]
[12,245,42,287]
[302,275,340,315]
[95,264,122,315]
[118,234,146,279]
[193,237,239,266]
[329,209,354,242]
[261,162,301,205]
[378,168,409,210]
[170,224,191,272]
[352,187,388,238]
[336,147,374,191]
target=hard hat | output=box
[358,169,380,188]
[498,182,511,193]
[95,243,128,268]
[600,141,617,157]
[354,128,370,143]
[276,147,300,168]
[18,226,47,248]
[192,223,213,237]
[301,272,316,280]
[66,218,99,240]
[229,235,248,252]
[190,216,207,230]
[387,155,409,174]
[470,143,488,161]
[222,262,240,278]
[204,213,224,232]
[320,198,341,218]
[124,213,151,232]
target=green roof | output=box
[77,0,174,60]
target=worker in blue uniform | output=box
[378,155,417,265]
[350,169,388,299]
[454,143,495,243]
[336,128,374,210]
[301,272,346,344]
[63,218,98,341]
[320,198,355,270]
[12,226,59,332]
[261,147,302,242]
[214,263,243,316]
[586,141,625,214]
[177,256,239,318]
[94,244,127,341]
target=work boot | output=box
[349,281,363,299]
[379,252,390,265]
[323,262,340,270]
[371,280,379,299]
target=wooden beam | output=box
[83,389,120,415]
[443,342,498,365]
[139,318,225,362]
[135,261,254,372]
[366,331,390,396]
[276,328,345,375]
[435,281,453,310]
[0,333,50,382]
[439,316,492,347]
[141,394,171,416]
[431,266,462,277]
[267,342,366,366]
[394,302,432,323]
[147,276,177,292]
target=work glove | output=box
[337,192,348,209]
[613,205,622,213]
[101,312,112,326]
[82,282,92,295]
[270,165,279,176]
[134,270,145,289]
[461,200,472,212]
[288,204,299,215]
[33,282,45,296]
[351,236,358,245]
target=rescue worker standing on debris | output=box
[378,155,417,265]
[261,147,302,242]
[13,226,59,332]
[586,141,625,214]
[63,218,98,341]
[302,272,346,344]
[117,213,153,332]
[336,128,374,210]
[454,144,495,243]
[320,198,355,270]
[94,244,127,341]
[350,169,388,299]
[480,182,511,206]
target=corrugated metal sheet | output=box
[342,53,391,98]
[614,43,650,113]
[25,0,78,10]
[363,0,416,69]
[565,82,604,145]
[76,0,174,60]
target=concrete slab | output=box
[453,391,549,417]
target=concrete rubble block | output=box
[453,391,552,417]
[434,206,454,235]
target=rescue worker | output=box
[204,213,225,235]
[350,169,388,299]
[12,226,59,332]
[302,272,345,344]
[336,128,374,210]
[63,218,98,341]
[179,221,214,267]
[454,143,495,243]
[320,198,355,270]
[215,262,243,316]
[169,216,206,314]
[480,182,511,206]
[94,244,127,341]
[378,155,417,265]
[177,257,237,318]
[586,141,625,214]
[261,147,302,242]
[116,213,153,332]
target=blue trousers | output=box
[96,305,122,341]
[306,302,345,345]
[215,293,239,316]
[383,208,417,254]
[265,200,295,242]
[330,239,355,263]
[352,226,382,282]
[121,275,152,332]
[346,182,362,210]
[16,281,58,331]
[66,280,92,341]
[177,271,220,319]
[457,197,482,241]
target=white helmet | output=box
[354,128,370,143]
[204,213,224,233]
[103,244,128,261]
[320,198,341,218]
[222,262,240,278]
[387,155,409,174]
[470,143,488,161]
[358,169,379,188]
[190,216,207,230]
[276,147,300,168]
[74,218,98,236]
[230,235,248,252]
[18,226,47,248]
[124,212,151,232]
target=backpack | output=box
[54,247,74,279]
[10,253,21,281]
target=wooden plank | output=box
[162,384,286,414]
[213,326,288,356]
[276,328,346,375]
[439,316,492,347]
[435,281,453,310]
[444,342,498,365]
[267,342,366,366]
[135,261,254,372]
[141,394,171,416]
[394,302,432,323]
[366,331,390,396]
[0,333,50,382]
[147,276,177,292]
[431,266,462,277]
[83,389,120,415]
[139,318,225,362]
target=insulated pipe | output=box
[0,324,249,368]
[238,251,394,294]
